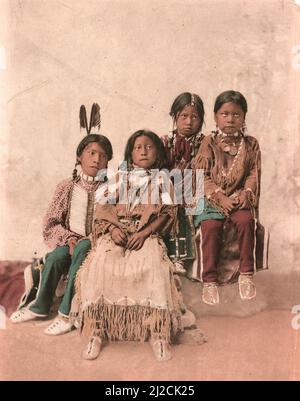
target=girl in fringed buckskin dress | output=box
[72,130,182,361]
[192,91,262,306]
[161,92,205,275]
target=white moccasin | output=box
[10,308,38,323]
[44,317,73,335]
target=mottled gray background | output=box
[1,0,300,276]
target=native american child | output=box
[161,92,205,275]
[71,130,183,361]
[192,90,269,306]
[10,104,114,336]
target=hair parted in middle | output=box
[213,90,248,115]
[124,129,168,170]
[169,92,205,131]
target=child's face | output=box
[214,102,245,135]
[131,136,157,169]
[78,142,108,177]
[176,104,201,137]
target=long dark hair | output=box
[214,90,248,114]
[76,134,113,160]
[124,130,167,170]
[170,92,205,131]
[73,134,113,180]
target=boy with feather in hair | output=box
[10,104,113,336]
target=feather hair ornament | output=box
[79,103,101,135]
[79,105,89,134]
[89,102,101,133]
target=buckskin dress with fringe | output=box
[191,131,269,282]
[71,168,183,343]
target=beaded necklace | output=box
[221,137,244,179]
[79,172,103,192]
[220,131,241,156]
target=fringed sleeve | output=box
[42,179,82,248]
[156,176,178,236]
[137,175,178,237]
[91,203,124,245]
[92,219,112,246]
[192,135,223,198]
[137,204,178,238]
[243,137,261,207]
[156,205,178,237]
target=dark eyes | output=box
[220,112,241,118]
[180,114,199,120]
[134,145,153,151]
[88,151,107,159]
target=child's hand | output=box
[217,193,239,214]
[238,190,251,209]
[68,238,78,256]
[126,229,150,251]
[111,227,128,247]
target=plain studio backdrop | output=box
[0,0,299,278]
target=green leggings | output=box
[29,239,91,317]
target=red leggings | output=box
[196,210,255,283]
